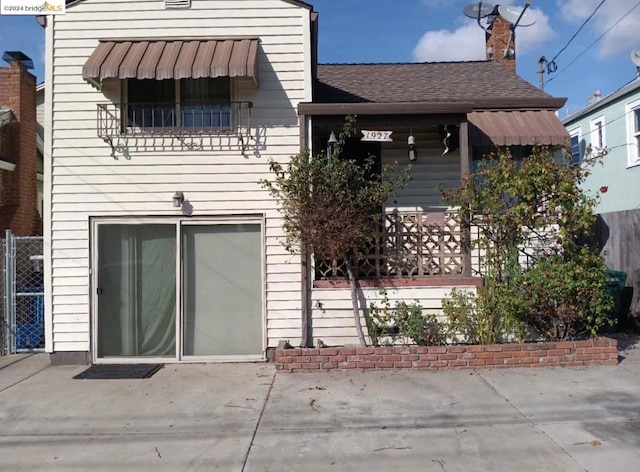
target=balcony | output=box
[315,210,469,283]
[97,101,253,155]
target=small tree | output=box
[441,146,612,341]
[262,118,411,346]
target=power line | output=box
[548,0,608,65]
[547,0,640,85]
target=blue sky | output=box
[1,0,640,115]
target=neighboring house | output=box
[0,51,42,236]
[36,83,45,219]
[42,0,569,364]
[562,78,640,214]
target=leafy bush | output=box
[368,290,444,346]
[515,248,613,340]
[440,146,610,342]
[442,287,528,345]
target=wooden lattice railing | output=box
[315,210,467,280]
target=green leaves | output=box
[441,146,611,342]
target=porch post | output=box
[459,121,472,277]
[299,113,313,348]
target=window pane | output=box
[570,135,580,164]
[180,78,231,128]
[180,78,230,104]
[634,108,640,133]
[127,79,175,129]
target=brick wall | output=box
[0,57,42,236]
[486,13,516,73]
[275,338,619,373]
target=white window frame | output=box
[625,97,640,168]
[589,115,606,153]
[568,126,581,165]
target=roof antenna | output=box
[463,2,495,34]
[499,1,537,59]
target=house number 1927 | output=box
[361,130,393,142]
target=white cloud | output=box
[558,0,640,58]
[413,8,556,62]
[413,22,485,62]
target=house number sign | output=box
[361,130,393,142]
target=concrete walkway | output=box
[0,337,639,472]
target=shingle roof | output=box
[315,61,552,104]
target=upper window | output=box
[589,115,606,152]
[569,127,581,165]
[126,78,231,131]
[626,97,640,167]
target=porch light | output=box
[327,131,337,158]
[172,191,185,208]
[408,134,417,162]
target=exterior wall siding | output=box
[47,0,311,353]
[563,87,640,214]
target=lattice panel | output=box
[314,211,466,280]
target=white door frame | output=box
[90,215,266,364]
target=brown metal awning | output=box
[468,110,569,147]
[83,38,259,85]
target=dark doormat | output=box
[73,364,164,380]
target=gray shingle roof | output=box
[315,61,551,103]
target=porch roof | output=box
[82,37,259,85]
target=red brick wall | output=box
[0,59,42,236]
[276,338,619,373]
[486,14,516,74]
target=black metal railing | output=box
[97,101,252,139]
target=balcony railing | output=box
[315,210,467,280]
[97,101,253,139]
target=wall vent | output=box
[165,0,191,9]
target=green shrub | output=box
[368,290,445,346]
[515,247,614,340]
[442,287,528,345]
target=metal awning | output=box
[468,110,570,147]
[83,38,259,85]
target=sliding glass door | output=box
[182,224,262,357]
[96,224,177,358]
[94,219,264,362]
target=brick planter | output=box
[275,338,618,373]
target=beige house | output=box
[43,0,569,364]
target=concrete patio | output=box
[1,335,639,472]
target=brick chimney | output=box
[485,8,516,73]
[0,52,42,236]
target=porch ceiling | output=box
[82,37,259,85]
[468,110,570,147]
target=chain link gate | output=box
[2,230,45,355]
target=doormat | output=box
[73,364,164,380]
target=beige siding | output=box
[382,127,461,211]
[47,0,311,353]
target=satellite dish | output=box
[463,2,495,20]
[498,5,536,27]
[632,50,640,67]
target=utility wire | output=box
[547,0,640,85]
[548,0,608,65]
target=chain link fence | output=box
[1,231,45,355]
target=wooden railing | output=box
[315,210,467,280]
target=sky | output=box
[1,0,640,116]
